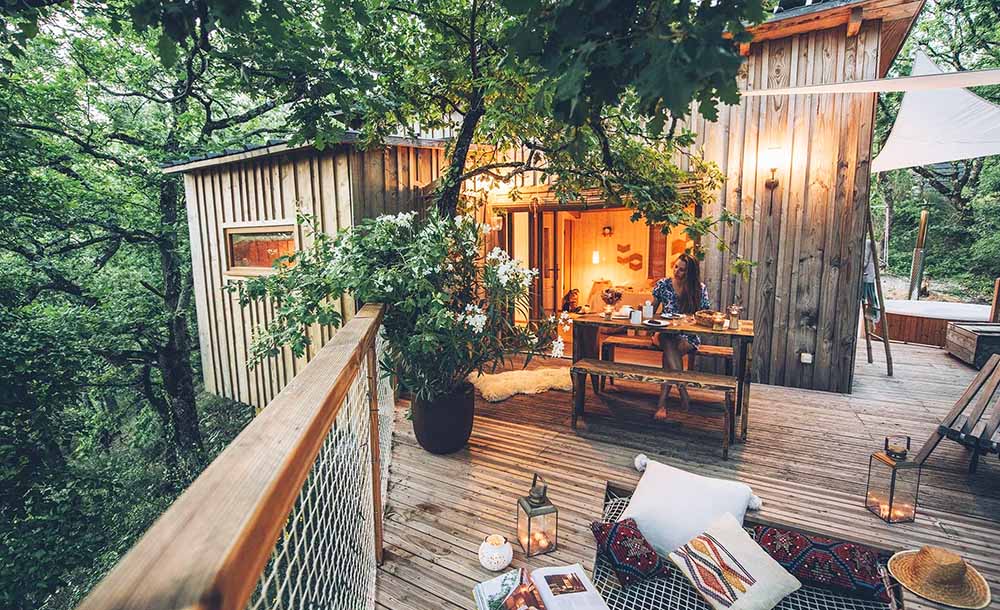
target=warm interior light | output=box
[592,250,600,265]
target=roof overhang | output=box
[745,0,924,76]
[161,132,449,175]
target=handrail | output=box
[77,304,386,610]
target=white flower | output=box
[381,210,416,228]
[486,247,506,262]
[458,304,487,333]
[550,337,565,359]
[481,223,493,235]
[548,315,556,323]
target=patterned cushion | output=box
[669,514,800,610]
[750,525,890,602]
[590,518,671,587]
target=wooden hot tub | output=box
[873,299,992,347]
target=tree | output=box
[1,9,301,460]
[872,0,1000,297]
[877,0,1000,221]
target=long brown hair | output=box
[674,253,702,314]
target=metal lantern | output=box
[517,473,558,557]
[865,436,921,524]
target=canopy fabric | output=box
[871,52,1000,172]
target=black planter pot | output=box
[411,382,475,454]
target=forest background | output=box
[1,0,997,609]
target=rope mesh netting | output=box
[246,333,394,610]
[595,490,896,610]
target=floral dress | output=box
[652,278,712,349]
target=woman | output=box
[651,252,711,419]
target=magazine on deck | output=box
[473,564,610,610]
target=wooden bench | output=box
[914,353,1000,473]
[600,335,735,389]
[570,358,738,458]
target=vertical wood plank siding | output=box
[697,22,880,393]
[183,144,442,410]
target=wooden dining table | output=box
[571,314,756,439]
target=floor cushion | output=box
[619,459,759,556]
[750,525,891,602]
[591,518,671,588]
[669,513,801,610]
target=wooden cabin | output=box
[167,0,923,405]
[488,0,923,394]
[162,134,448,410]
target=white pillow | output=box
[619,459,758,556]
[669,513,801,610]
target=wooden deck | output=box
[376,343,1000,610]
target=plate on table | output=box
[660,313,683,320]
[643,319,667,327]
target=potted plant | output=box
[237,210,562,454]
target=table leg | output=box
[740,342,753,441]
[572,370,586,429]
[572,323,601,415]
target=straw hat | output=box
[888,546,991,609]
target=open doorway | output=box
[495,206,692,322]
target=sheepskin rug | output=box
[468,367,573,402]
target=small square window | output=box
[225,225,296,274]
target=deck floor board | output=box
[377,342,1000,610]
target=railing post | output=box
[366,340,385,566]
[990,277,999,323]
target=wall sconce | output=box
[592,250,600,265]
[602,226,613,237]
[763,146,781,191]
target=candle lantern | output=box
[517,473,558,557]
[884,435,910,460]
[865,437,921,523]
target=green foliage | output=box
[1,8,287,608]
[239,211,560,401]
[503,0,764,125]
[871,0,1000,300]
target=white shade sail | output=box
[872,52,1000,172]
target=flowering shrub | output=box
[237,210,561,402]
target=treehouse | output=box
[79,2,1000,610]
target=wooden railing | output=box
[77,304,389,610]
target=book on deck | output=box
[473,564,610,610]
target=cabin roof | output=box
[749,0,924,75]
[160,131,449,175]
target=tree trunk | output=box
[437,88,485,217]
[157,174,204,456]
